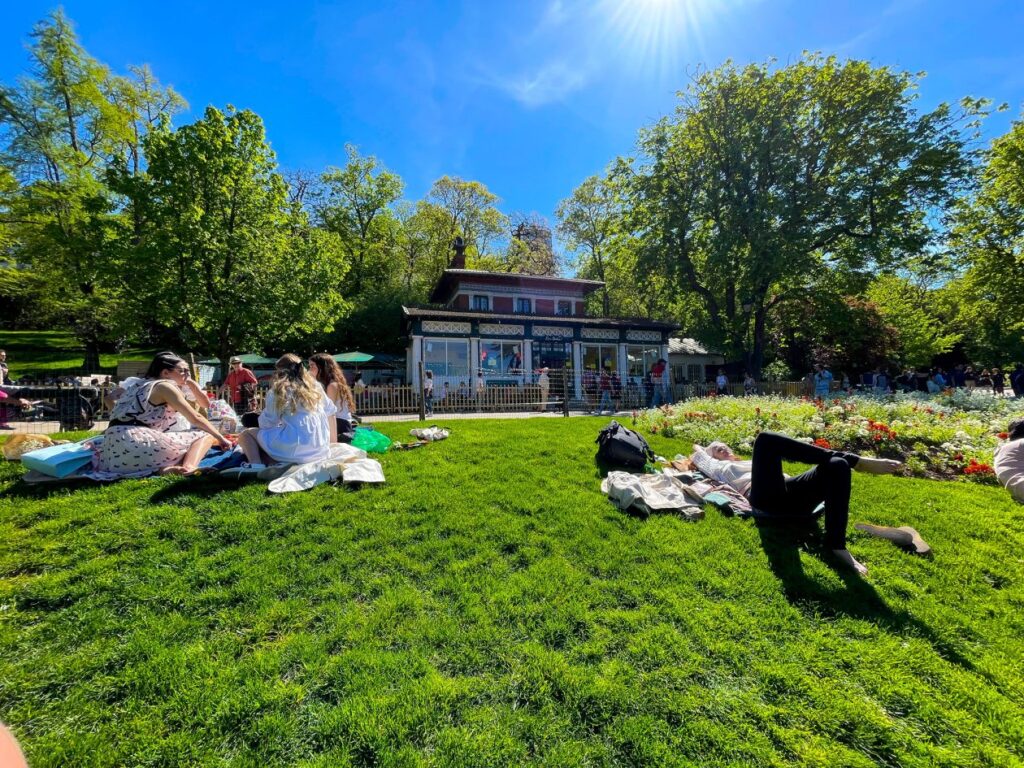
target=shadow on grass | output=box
[755,520,980,676]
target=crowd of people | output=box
[800,363,1024,397]
[96,351,359,477]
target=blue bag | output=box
[21,440,96,478]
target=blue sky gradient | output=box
[2,1,1023,223]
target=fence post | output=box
[418,362,426,422]
[562,369,570,418]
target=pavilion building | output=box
[402,239,678,401]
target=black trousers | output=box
[747,431,860,549]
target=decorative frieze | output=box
[626,330,662,342]
[422,320,472,334]
[581,327,620,341]
[532,325,573,339]
[479,323,524,337]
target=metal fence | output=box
[0,374,812,434]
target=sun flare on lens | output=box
[599,0,717,73]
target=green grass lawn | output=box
[0,330,158,377]
[1,417,1022,767]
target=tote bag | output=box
[21,440,95,478]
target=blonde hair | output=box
[269,353,323,415]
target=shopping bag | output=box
[21,440,95,478]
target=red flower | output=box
[998,432,1009,440]
[953,453,963,461]
[814,438,832,449]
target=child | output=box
[237,354,337,467]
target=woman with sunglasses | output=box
[95,351,231,476]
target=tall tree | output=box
[556,175,621,314]
[865,274,960,368]
[426,176,507,261]
[0,11,182,366]
[114,107,350,368]
[313,144,403,295]
[948,115,1024,365]
[621,54,981,375]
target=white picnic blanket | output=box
[601,471,705,520]
[268,442,384,494]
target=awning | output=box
[197,354,277,366]
[333,351,375,364]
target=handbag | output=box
[21,439,96,478]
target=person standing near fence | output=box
[537,367,550,412]
[650,358,668,407]
[0,349,10,384]
[219,356,258,417]
[424,370,434,416]
[716,369,729,396]
[812,363,833,399]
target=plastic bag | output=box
[409,426,450,442]
[351,427,391,453]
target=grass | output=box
[0,417,1022,766]
[0,330,158,377]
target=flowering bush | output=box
[633,392,1024,484]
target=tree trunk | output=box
[750,306,768,379]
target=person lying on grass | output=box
[236,353,337,470]
[95,351,231,477]
[994,418,1024,504]
[690,431,901,576]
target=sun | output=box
[598,0,719,74]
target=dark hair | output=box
[1008,419,1024,441]
[144,351,185,380]
[309,353,356,413]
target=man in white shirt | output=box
[691,432,901,576]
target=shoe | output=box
[855,523,931,555]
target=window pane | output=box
[516,298,531,313]
[473,295,489,311]
[557,300,571,316]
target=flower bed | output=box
[633,391,1024,483]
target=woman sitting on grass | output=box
[237,354,337,469]
[691,432,901,575]
[308,352,357,443]
[95,351,230,476]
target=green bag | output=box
[352,427,390,453]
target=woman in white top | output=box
[995,419,1024,504]
[308,352,357,443]
[691,432,900,575]
[237,354,337,468]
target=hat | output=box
[229,356,242,364]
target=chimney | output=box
[450,236,467,269]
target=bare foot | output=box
[832,548,868,576]
[160,465,188,476]
[855,456,902,475]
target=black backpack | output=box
[595,420,655,471]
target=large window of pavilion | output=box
[479,340,524,380]
[627,345,660,380]
[582,343,618,373]
[423,338,469,379]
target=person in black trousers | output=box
[694,432,901,575]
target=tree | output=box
[865,274,960,368]
[426,176,507,261]
[948,115,1024,366]
[556,175,620,314]
[0,11,183,366]
[507,212,559,275]
[621,54,982,375]
[313,145,403,295]
[114,106,350,369]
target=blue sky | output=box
[3,0,1023,225]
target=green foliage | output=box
[111,107,350,366]
[948,115,1024,365]
[866,274,960,368]
[1,417,1022,765]
[618,54,981,374]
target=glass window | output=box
[627,346,660,378]
[582,344,619,373]
[687,363,703,383]
[423,338,469,378]
[556,300,572,316]
[480,340,524,377]
[472,295,490,311]
[516,297,531,314]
